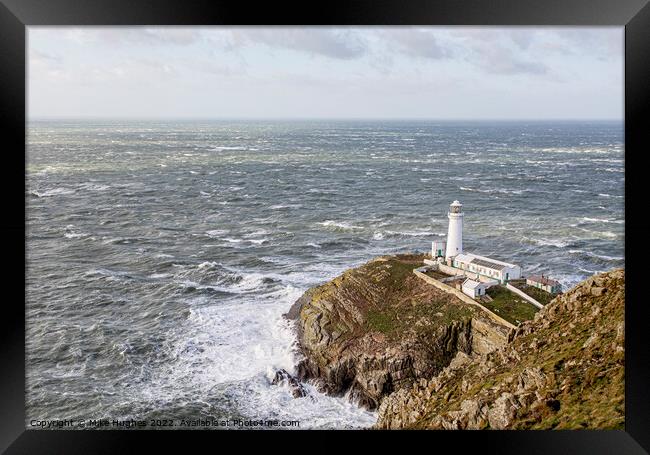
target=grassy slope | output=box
[360,255,474,339]
[510,279,556,305]
[394,269,625,430]
[484,285,538,325]
[299,254,478,348]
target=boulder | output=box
[271,369,308,398]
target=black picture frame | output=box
[1,0,648,452]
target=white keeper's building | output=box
[453,252,521,283]
[461,279,488,298]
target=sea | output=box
[26,120,624,429]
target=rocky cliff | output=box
[376,268,625,430]
[285,254,510,410]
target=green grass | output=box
[363,255,474,337]
[366,256,420,293]
[483,285,538,325]
[365,301,472,338]
[366,309,396,334]
[402,271,625,431]
[510,280,556,305]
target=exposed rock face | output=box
[376,269,625,430]
[272,369,308,398]
[285,254,510,410]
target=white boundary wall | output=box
[505,283,544,310]
[413,270,516,330]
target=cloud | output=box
[450,29,549,75]
[378,28,451,59]
[29,49,62,64]
[62,28,202,47]
[552,29,623,58]
[37,58,180,88]
[196,60,241,77]
[473,44,548,75]
[508,30,537,49]
[28,48,69,81]
[227,28,368,60]
[27,27,622,119]
[368,28,550,75]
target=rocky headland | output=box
[284,253,624,430]
[284,254,510,410]
[376,268,624,429]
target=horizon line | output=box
[26,117,624,122]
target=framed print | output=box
[1,0,649,452]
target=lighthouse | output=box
[445,200,463,261]
[423,199,522,285]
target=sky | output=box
[28,27,624,120]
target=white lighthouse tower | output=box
[445,200,464,261]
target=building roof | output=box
[527,275,561,287]
[462,279,485,290]
[454,253,475,264]
[470,257,506,271]
[468,252,519,269]
[453,252,519,271]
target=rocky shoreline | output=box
[284,254,509,410]
[280,253,624,430]
[376,268,625,429]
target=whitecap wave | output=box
[317,220,364,232]
[568,249,624,262]
[31,188,75,197]
[209,146,248,152]
[206,229,228,237]
[78,183,111,192]
[149,273,172,279]
[577,228,619,239]
[64,232,89,239]
[523,237,569,248]
[580,217,624,225]
[460,186,523,195]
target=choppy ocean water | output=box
[26,120,624,428]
